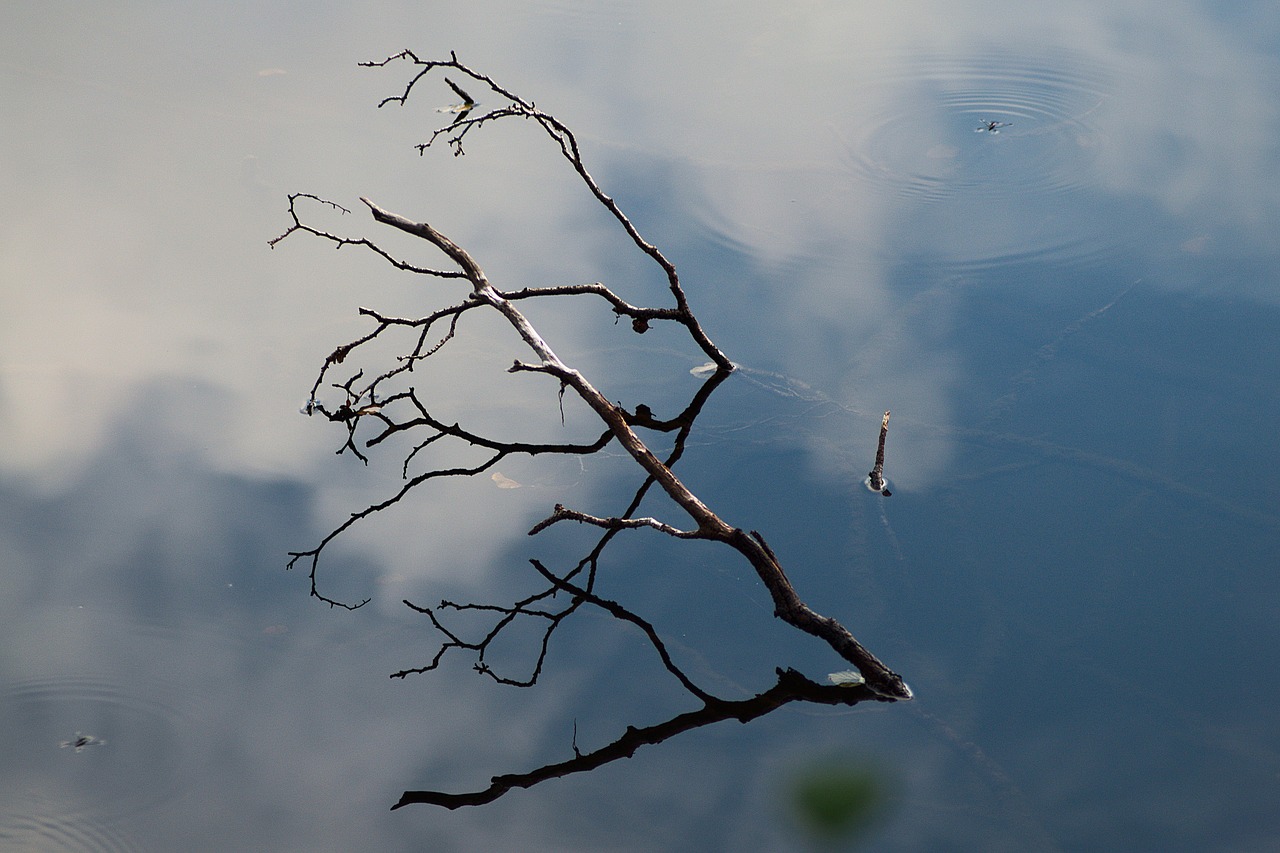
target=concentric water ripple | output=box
[0,606,239,850]
[678,48,1123,279]
[0,795,139,852]
[837,50,1112,202]
[0,673,189,825]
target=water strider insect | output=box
[976,120,1013,133]
[59,732,106,752]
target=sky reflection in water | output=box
[2,1,1279,850]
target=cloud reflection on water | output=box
[3,0,1280,849]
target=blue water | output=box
[3,2,1279,850]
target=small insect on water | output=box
[59,731,106,752]
[976,120,1013,133]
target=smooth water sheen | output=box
[3,2,1280,850]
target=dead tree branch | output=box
[392,667,888,810]
[273,50,912,810]
[347,192,910,699]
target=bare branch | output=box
[276,51,915,811]
[504,282,683,330]
[528,504,703,539]
[355,50,731,367]
[391,668,884,810]
[350,192,916,697]
[528,559,716,703]
[269,193,468,281]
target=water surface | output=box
[3,1,1279,850]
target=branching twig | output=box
[527,504,704,539]
[275,50,913,812]
[391,667,884,810]
[528,559,717,703]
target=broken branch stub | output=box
[868,410,892,496]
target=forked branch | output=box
[273,50,912,811]
[392,667,886,810]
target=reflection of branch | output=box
[274,50,913,811]
[392,667,884,810]
[529,559,715,702]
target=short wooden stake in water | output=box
[868,411,892,496]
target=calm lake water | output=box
[3,2,1279,850]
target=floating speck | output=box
[59,732,106,752]
[491,472,521,489]
[690,361,736,378]
[827,670,866,687]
